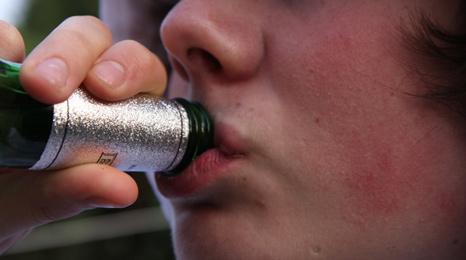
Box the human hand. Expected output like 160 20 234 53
0 16 167 254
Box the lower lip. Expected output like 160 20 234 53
156 148 235 198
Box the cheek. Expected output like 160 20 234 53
263 4 466 236
335 116 466 229
340 130 428 223
270 33 466 231
345 140 414 217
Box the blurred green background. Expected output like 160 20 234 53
0 0 175 259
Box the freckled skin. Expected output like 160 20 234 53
101 0 466 259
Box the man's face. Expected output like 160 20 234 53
101 0 466 259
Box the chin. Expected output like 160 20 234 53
170 204 273 260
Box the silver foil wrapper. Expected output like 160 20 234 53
30 89 189 172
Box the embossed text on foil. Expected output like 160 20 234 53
97 152 118 165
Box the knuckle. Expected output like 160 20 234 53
58 29 96 55
138 52 159 73
115 40 147 57
130 42 160 69
0 20 13 31
118 39 142 48
61 16 112 47
117 40 158 72
64 15 107 31
0 20 24 58
133 57 158 82
106 40 166 94
0 20 16 33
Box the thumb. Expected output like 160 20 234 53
0 164 138 238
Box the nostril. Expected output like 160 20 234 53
172 58 189 81
187 48 223 74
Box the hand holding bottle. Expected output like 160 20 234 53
0 17 167 253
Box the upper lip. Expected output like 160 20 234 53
213 122 247 158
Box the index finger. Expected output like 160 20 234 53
0 20 25 62
20 16 112 104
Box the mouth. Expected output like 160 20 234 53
156 122 247 199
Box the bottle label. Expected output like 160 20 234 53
30 89 189 172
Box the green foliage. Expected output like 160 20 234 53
19 0 98 53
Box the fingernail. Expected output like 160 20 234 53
93 60 126 88
86 198 120 209
35 57 69 88
91 203 119 209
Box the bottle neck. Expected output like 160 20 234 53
162 98 214 175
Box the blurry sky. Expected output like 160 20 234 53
0 0 29 25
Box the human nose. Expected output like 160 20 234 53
160 1 264 83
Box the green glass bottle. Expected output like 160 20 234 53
0 59 53 168
0 59 213 175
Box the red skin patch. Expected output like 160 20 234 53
339 131 427 228
338 126 466 232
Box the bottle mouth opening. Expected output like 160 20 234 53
161 98 214 176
